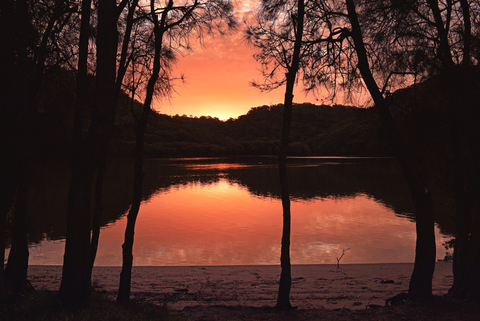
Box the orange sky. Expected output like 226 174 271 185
155 0 319 120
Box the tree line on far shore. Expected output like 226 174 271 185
128 103 390 157
13 70 391 158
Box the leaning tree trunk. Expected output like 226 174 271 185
117 0 170 304
117 129 146 304
275 0 304 310
346 0 436 300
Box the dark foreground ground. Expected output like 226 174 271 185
1 291 479 321
177 300 480 321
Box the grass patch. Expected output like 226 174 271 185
0 290 178 321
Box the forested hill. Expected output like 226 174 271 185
110 102 390 156
22 70 388 158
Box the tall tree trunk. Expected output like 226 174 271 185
117 130 145 304
426 0 480 298
0 0 15 294
4 0 65 296
88 0 137 276
276 155 293 309
275 0 304 310
59 0 92 308
4 166 32 295
0 173 16 299
60 165 95 308
117 0 171 304
346 0 436 300
445 70 480 298
0 0 18 299
60 0 117 309
3 0 34 295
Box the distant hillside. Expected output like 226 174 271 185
110 101 390 156
22 68 389 157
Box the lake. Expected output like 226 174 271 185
11 157 452 266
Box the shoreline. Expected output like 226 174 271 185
28 262 453 310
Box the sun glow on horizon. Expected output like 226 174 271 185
163 0 319 120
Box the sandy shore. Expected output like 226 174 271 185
28 262 453 310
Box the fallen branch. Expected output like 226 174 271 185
336 248 350 269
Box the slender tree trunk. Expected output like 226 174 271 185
276 155 293 309
89 160 106 271
117 132 145 304
117 0 171 304
346 0 436 300
60 0 117 309
275 0 304 310
72 0 91 149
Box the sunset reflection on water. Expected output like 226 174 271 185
26 158 451 266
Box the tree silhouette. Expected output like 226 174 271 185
247 0 308 309
60 0 129 309
116 0 236 304
247 0 479 300
89 0 140 274
1 0 76 297
344 0 436 299
341 0 480 299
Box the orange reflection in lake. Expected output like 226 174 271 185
91 180 448 266
24 158 451 266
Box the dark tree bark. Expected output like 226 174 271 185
89 0 135 274
117 0 172 304
0 170 16 299
2 0 33 295
4 167 32 295
89 161 106 270
4 1 72 296
59 0 92 308
276 0 304 310
425 0 480 299
346 0 436 300
0 0 17 299
60 0 118 309
444 68 480 300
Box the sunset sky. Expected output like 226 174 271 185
155 0 319 120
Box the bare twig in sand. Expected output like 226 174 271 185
336 248 350 269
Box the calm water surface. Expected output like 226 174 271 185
23 157 451 266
